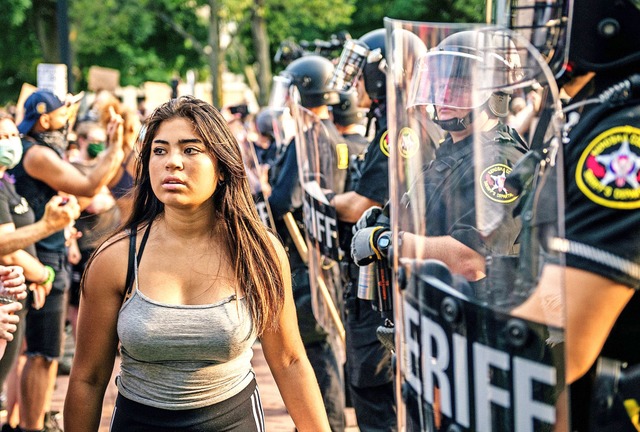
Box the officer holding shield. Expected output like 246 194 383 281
264 55 347 431
350 24 550 431
504 0 640 429
328 29 398 432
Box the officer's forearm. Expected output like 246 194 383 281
333 191 381 223
401 232 486 281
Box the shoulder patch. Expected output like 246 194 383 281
480 163 518 203
397 127 419 159
575 125 640 209
379 130 390 157
336 143 349 170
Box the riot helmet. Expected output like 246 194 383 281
255 107 278 139
282 55 340 108
409 29 523 131
329 28 387 101
505 0 640 82
331 90 364 127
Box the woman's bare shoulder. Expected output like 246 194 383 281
84 231 131 288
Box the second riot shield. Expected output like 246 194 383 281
290 87 349 355
384 19 567 431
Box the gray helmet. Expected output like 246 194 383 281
283 55 340 108
331 90 364 127
255 108 279 138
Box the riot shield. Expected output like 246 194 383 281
289 87 348 355
384 19 567 431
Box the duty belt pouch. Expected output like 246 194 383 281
589 357 640 432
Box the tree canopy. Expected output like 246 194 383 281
0 0 484 106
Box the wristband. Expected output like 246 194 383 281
41 265 56 285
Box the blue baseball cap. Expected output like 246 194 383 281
18 90 65 135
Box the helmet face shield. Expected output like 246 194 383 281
409 52 493 109
505 0 570 77
329 39 370 92
268 75 292 109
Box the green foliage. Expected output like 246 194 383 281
0 0 486 106
70 0 206 89
0 0 43 106
350 0 485 38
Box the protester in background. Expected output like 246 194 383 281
0 111 80 432
97 99 141 220
67 120 121 339
64 96 331 431
10 89 124 432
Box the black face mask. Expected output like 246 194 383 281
32 123 69 157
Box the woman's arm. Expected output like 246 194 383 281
0 195 79 256
63 236 127 432
260 235 331 432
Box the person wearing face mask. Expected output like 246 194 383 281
0 112 80 432
66 120 120 342
9 89 125 432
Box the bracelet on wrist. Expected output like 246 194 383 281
40 265 55 285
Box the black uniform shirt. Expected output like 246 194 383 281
420 124 528 256
563 103 640 289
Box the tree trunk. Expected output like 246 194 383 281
33 0 60 63
208 0 221 107
250 0 272 106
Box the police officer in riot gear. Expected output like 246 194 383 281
331 90 369 197
505 0 640 430
328 28 398 432
349 23 559 431
262 54 347 432
353 29 528 294
331 90 368 153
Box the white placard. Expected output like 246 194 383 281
37 63 68 100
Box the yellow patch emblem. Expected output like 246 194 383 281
379 130 390 157
575 125 640 209
36 102 48 115
480 163 518 203
397 127 419 159
336 143 349 170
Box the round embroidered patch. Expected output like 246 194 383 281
397 127 419 159
480 163 518 203
575 125 640 209
379 130 390 157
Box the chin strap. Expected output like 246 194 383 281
434 110 475 132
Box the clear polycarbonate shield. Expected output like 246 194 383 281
232 120 274 229
384 18 566 431
289 87 349 357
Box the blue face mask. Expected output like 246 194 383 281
0 137 23 169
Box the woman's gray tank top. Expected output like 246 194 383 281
116 289 257 410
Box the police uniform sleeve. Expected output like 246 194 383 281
450 141 526 257
268 142 299 219
354 128 390 204
559 106 640 289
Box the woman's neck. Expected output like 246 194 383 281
159 206 219 240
